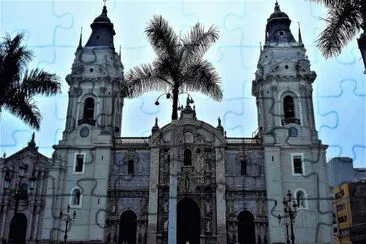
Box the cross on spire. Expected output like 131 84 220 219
103 0 107 7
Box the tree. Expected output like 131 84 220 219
310 0 366 59
125 15 223 120
0 33 61 130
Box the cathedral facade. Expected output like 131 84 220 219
0 2 332 244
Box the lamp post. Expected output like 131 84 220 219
59 205 76 244
277 190 298 244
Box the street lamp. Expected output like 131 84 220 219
154 91 194 110
277 190 298 244
59 205 76 244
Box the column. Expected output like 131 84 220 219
215 146 227 244
168 144 178 244
147 148 159 243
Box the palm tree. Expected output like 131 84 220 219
310 0 366 59
125 15 223 120
0 33 61 130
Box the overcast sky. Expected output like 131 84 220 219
1 0 365 168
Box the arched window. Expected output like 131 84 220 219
283 95 295 119
295 189 307 209
184 149 192 166
70 188 82 207
83 98 95 120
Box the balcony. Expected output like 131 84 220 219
281 117 300 125
78 118 96 126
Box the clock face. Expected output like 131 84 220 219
80 127 89 138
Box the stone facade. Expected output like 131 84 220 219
0 2 333 244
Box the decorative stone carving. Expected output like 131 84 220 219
184 132 194 143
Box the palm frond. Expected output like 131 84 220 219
182 60 223 101
0 33 33 98
181 23 219 60
3 93 41 130
317 1 362 58
145 15 180 61
21 68 61 96
125 63 170 98
307 0 351 7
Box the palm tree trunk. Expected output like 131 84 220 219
171 86 179 120
361 0 366 31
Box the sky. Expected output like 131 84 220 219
0 0 365 168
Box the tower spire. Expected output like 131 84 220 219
298 22 303 44
78 27 83 49
274 0 280 12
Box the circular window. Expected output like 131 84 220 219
285 65 289 69
279 31 285 36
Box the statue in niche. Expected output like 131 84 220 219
163 218 168 232
163 200 168 213
205 198 211 213
206 219 211 232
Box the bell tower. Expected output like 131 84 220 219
252 2 333 243
42 4 125 243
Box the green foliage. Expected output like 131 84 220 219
125 15 223 120
0 33 61 129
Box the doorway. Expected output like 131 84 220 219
177 198 200 244
238 211 255 244
119 210 137 244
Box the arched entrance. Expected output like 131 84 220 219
8 213 27 244
177 198 200 244
119 210 137 244
238 211 255 244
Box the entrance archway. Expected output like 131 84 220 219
119 210 137 244
177 198 200 244
8 213 27 244
238 210 255 244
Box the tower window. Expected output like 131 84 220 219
283 95 295 119
83 98 95 120
74 154 84 173
184 149 192 166
128 160 134 175
241 160 247 175
70 188 82 207
292 155 304 175
295 190 307 209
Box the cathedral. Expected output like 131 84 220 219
0 2 333 244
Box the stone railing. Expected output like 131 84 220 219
114 137 150 144
226 137 261 145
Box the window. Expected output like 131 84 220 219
335 190 345 199
83 98 95 120
295 190 307 209
292 155 304 175
338 216 347 223
184 149 192 166
283 95 295 119
241 160 247 175
70 188 82 207
128 160 134 175
74 154 84 173
336 204 346 212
